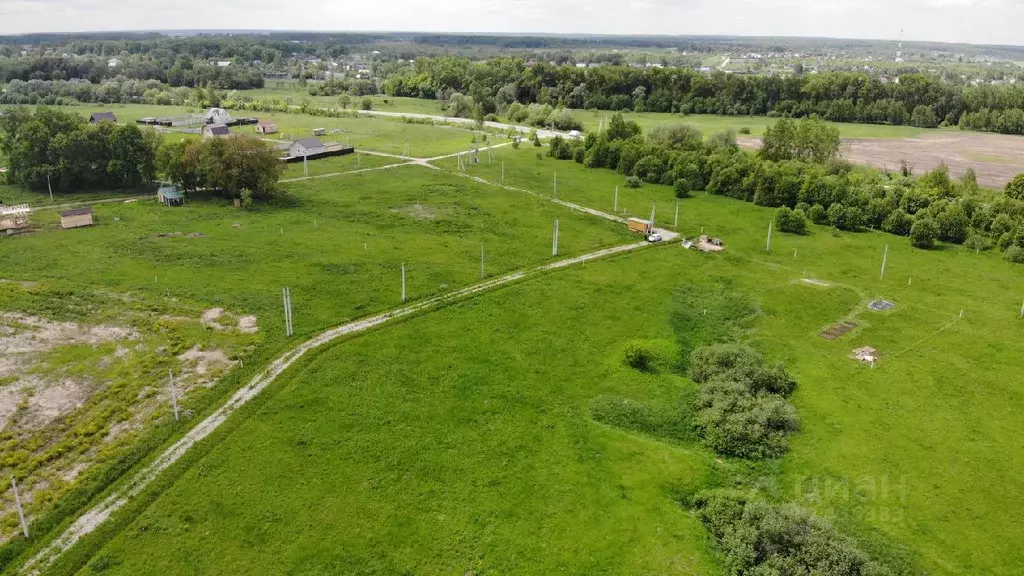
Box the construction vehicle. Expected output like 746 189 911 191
627 217 652 235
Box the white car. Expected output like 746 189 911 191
646 232 663 243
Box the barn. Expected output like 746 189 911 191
203 124 230 138
60 207 94 229
90 112 117 123
289 137 326 158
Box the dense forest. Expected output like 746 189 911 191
381 57 1024 134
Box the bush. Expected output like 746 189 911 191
1005 245 1024 263
691 489 894 576
360 97 373 110
624 176 642 188
910 217 939 249
1005 173 1024 200
882 210 913 236
775 206 809 235
511 138 521 149
623 340 656 371
674 179 691 199
738 126 752 135
694 380 800 458
807 203 827 224
964 233 993 252
937 204 970 244
689 344 796 396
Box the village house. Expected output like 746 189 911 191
90 112 117 123
202 124 230 138
59 207 94 229
255 120 278 135
289 137 326 158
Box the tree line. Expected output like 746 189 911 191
381 56 1024 134
0 107 282 202
545 113 1024 261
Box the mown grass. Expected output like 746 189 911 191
65 158 1024 576
279 153 402 179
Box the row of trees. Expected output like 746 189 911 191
381 56 1024 134
545 113 1024 258
0 107 283 202
0 54 264 90
0 107 158 192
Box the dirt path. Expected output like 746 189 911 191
20 239 655 575
23 195 151 213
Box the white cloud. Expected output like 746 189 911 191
0 0 1021 46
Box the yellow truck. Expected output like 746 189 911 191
627 217 652 235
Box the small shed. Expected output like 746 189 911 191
289 137 326 158
312 128 326 136
157 185 185 206
852 346 878 364
256 120 278 135
60 207 94 229
90 112 117 123
203 124 230 138
1 204 31 235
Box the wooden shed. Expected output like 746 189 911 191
256 120 278 135
60 207 94 229
90 112 117 123
202 124 230 138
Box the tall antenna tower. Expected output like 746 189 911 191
896 29 904 63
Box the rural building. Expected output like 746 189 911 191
256 120 278 135
205 108 234 125
157 185 185 206
90 112 117 123
203 124 230 138
312 128 326 136
59 207 94 229
0 204 30 235
289 138 327 158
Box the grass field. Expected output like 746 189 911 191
5 106 1024 576
279 153 402 179
63 182 1024 575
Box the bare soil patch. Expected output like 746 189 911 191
740 132 1024 189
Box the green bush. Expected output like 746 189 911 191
694 380 799 458
624 176 642 188
807 203 827 224
775 206 809 235
360 97 373 110
673 178 691 198
689 344 796 396
910 217 939 249
738 126 752 135
623 340 656 371
882 210 913 236
691 489 894 576
964 233 993 252
1004 245 1024 263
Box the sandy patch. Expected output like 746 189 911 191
238 316 258 334
800 278 831 287
0 313 138 354
20 378 90 430
392 204 437 220
201 308 225 330
178 346 234 379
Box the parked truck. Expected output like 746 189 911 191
627 217 652 235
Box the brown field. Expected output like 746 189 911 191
740 132 1024 189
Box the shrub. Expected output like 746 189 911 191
623 340 656 371
689 344 796 396
1005 245 1024 263
360 97 372 110
1005 173 1024 201
882 210 913 236
674 179 691 199
937 204 970 244
964 233 993 252
807 203 827 224
910 217 939 249
738 126 752 135
511 138 521 149
532 130 542 147
775 206 809 235
691 489 894 576
827 203 861 231
694 380 800 458
624 176 642 188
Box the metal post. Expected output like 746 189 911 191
10 476 28 538
614 186 619 212
650 205 656 229
880 245 889 281
766 221 773 251
169 370 179 421
401 263 407 302
501 161 505 183
287 288 293 336
47 174 53 202
674 201 679 228
552 220 559 256
553 172 557 197
357 153 360 167
303 154 308 177
1019 300 1024 319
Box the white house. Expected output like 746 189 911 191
289 138 326 158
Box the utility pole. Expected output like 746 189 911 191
553 172 557 197
10 475 28 538
303 154 308 177
880 245 889 280
552 220 559 256
47 173 53 202
401 263 407 302
766 221 773 251
649 205 656 229
282 287 293 337
614 186 619 212
674 200 679 228
169 370 179 421
501 161 505 183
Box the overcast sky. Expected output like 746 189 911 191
1 0 1021 46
